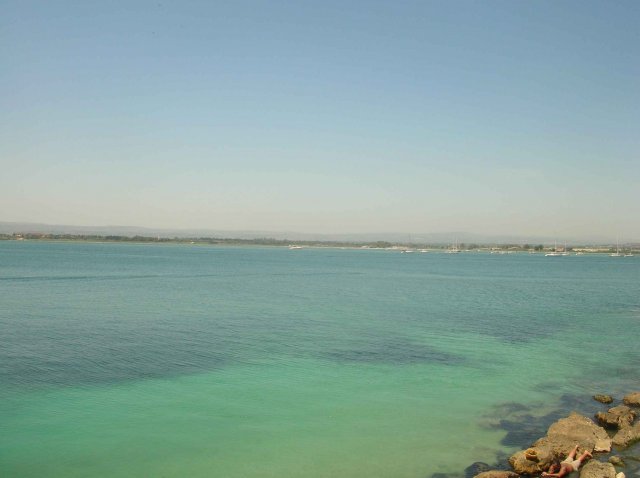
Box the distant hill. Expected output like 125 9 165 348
0 221 621 245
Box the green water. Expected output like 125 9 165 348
1 242 638 477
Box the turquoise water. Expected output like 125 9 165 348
1 242 639 478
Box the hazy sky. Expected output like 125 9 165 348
2 1 639 239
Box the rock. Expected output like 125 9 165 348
615 473 625 478
540 412 611 452
595 406 637 429
465 462 492 478
580 461 616 478
473 471 519 478
612 422 640 448
509 413 612 475
594 395 614 404
622 393 640 407
524 448 539 462
509 449 545 475
608 456 624 466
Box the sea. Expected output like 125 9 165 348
1 241 639 478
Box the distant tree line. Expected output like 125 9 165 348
0 233 636 253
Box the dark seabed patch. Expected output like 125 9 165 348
0 317 235 390
323 337 465 366
481 393 605 448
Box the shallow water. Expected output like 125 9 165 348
1 242 639 477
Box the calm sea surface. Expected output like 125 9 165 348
1 241 639 477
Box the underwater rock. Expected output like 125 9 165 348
594 395 614 404
623 393 640 408
473 471 519 478
465 461 492 478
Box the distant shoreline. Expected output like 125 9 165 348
1 233 637 254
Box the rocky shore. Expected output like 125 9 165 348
468 392 640 478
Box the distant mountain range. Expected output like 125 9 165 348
1 221 630 246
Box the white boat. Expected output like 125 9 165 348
446 239 461 253
546 241 568 257
610 239 623 257
545 242 569 257
289 245 303 250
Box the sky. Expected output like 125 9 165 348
1 1 639 239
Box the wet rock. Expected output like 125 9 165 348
615 473 625 478
623 393 640 408
612 422 640 448
473 471 519 478
580 461 616 478
594 395 614 404
595 406 637 430
608 456 624 467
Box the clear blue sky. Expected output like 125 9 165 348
1 1 638 239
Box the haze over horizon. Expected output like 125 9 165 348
2 1 639 239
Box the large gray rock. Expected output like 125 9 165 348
623 393 640 408
580 460 616 478
612 422 640 448
595 406 637 429
509 413 611 475
473 471 519 478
